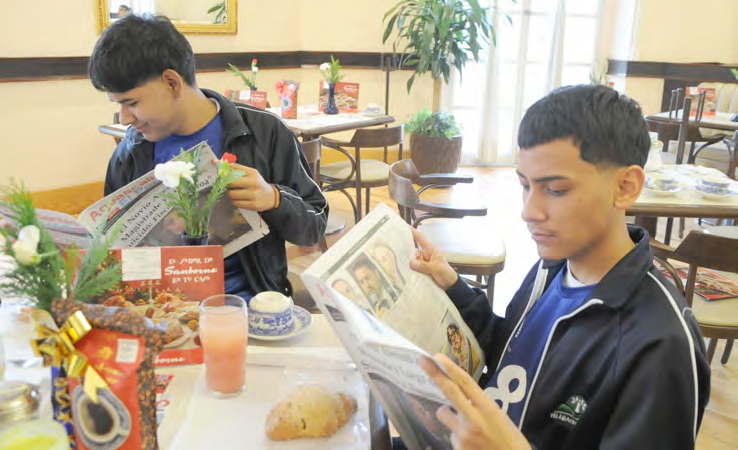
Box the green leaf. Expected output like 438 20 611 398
406 74 416 93
383 15 398 43
383 0 404 21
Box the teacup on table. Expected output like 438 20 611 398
646 174 679 192
248 291 295 337
698 176 732 195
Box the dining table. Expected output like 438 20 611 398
628 164 738 238
98 106 396 143
0 301 392 450
646 111 738 134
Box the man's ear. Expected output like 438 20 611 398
613 165 645 210
161 69 183 98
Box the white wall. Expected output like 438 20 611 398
0 0 431 191
605 0 738 114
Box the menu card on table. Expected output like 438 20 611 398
224 89 268 109
685 87 717 117
319 81 360 113
658 265 738 301
98 245 225 366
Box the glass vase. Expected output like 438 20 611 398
324 83 339 115
181 233 210 246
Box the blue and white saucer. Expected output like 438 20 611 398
695 185 738 201
248 305 312 341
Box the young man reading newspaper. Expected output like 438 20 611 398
89 15 327 300
411 85 710 449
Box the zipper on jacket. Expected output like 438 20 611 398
494 261 549 374
517 298 604 429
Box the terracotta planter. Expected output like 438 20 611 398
410 134 463 174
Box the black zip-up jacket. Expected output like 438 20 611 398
446 227 710 449
104 89 328 296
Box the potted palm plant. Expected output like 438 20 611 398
383 0 505 173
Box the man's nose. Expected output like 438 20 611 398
119 105 135 126
521 191 546 223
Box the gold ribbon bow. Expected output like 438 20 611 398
32 310 108 403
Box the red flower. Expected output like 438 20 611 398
221 152 237 164
275 80 286 96
252 58 258 66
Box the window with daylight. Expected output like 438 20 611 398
447 0 606 165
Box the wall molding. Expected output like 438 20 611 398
0 51 411 83
607 59 737 82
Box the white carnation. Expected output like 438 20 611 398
252 67 259 73
320 63 331 72
155 161 196 189
17 225 40 247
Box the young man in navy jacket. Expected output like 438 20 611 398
412 85 710 449
89 15 327 300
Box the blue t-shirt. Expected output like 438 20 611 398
154 109 225 163
486 266 593 426
154 106 253 301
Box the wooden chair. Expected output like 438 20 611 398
299 138 328 253
321 125 404 223
652 230 738 364
389 159 506 304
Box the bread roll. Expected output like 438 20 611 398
265 385 357 440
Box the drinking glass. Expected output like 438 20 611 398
199 295 248 397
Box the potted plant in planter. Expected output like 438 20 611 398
406 109 462 174
383 0 506 173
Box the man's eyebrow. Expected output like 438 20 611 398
516 171 570 183
115 98 135 104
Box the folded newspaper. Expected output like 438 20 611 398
302 203 484 450
0 142 269 257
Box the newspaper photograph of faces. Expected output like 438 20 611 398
319 224 483 380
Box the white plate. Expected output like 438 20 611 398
644 185 682 197
695 186 738 201
248 305 312 341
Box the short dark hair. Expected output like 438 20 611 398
350 256 378 275
89 14 196 93
119 5 130 11
518 84 650 168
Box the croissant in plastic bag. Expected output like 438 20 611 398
265 385 357 441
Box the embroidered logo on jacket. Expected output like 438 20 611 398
550 395 587 428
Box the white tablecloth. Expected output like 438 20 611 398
636 164 738 207
1 310 371 450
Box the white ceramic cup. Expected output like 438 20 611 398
248 292 295 336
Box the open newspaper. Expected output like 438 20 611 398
0 142 269 256
301 203 484 450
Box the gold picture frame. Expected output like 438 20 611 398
95 0 238 35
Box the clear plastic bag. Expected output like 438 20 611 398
261 366 371 450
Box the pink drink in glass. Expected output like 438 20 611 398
200 295 248 397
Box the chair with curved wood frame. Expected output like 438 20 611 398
652 230 738 364
321 125 404 223
389 159 506 305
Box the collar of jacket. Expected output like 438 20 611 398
539 226 654 309
124 88 253 151
201 88 253 146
